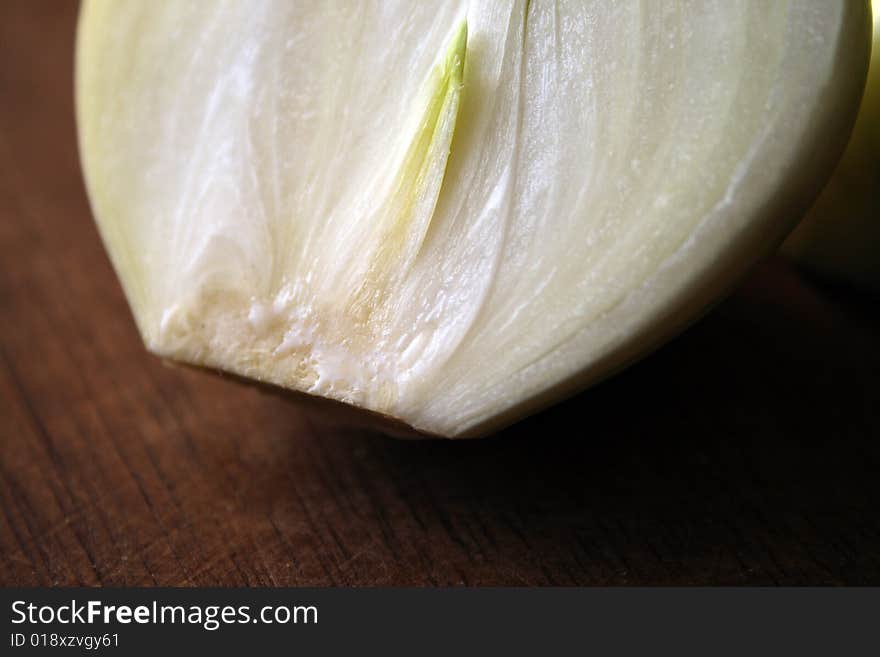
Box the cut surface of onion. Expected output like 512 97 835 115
77 1 870 437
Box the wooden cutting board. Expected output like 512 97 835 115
2 0 879 586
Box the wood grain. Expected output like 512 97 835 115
2 1 879 586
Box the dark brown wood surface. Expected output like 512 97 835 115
2 1 879 586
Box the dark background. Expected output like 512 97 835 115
2 1 878 586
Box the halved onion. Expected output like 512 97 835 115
77 1 871 437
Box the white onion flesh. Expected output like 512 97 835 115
77 1 870 437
